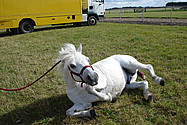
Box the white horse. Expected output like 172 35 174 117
57 43 164 118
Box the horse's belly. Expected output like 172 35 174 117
94 57 127 95
103 68 126 95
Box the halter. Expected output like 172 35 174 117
68 65 94 87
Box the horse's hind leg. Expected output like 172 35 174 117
125 81 153 101
117 55 164 86
136 63 164 86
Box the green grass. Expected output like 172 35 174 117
0 23 186 124
106 9 187 19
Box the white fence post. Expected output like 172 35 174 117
120 8 122 22
170 7 173 23
142 8 144 23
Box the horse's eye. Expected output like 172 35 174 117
70 64 76 68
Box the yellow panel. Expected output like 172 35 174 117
0 0 84 29
0 0 82 16
35 15 83 26
0 20 14 29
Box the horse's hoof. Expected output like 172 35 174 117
160 79 164 86
111 94 117 103
147 94 153 102
144 90 153 102
90 109 97 119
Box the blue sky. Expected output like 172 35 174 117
105 0 187 9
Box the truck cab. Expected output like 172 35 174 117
87 0 105 25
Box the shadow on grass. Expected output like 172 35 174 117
0 24 82 37
0 94 73 124
0 89 152 124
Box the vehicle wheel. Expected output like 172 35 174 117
87 16 97 26
19 20 34 33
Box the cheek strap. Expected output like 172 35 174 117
68 65 94 87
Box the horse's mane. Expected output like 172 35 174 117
58 43 76 62
57 43 76 75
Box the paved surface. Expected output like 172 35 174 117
101 18 187 26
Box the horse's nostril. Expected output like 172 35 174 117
87 74 92 81
87 73 98 86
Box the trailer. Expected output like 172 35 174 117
0 0 105 33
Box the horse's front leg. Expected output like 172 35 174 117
66 103 97 118
85 85 117 103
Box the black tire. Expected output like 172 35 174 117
19 20 34 33
87 16 97 26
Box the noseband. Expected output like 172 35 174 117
68 65 94 87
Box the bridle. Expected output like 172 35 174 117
68 65 94 87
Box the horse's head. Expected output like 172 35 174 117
57 43 98 86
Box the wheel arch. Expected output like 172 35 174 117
19 18 36 27
88 14 99 20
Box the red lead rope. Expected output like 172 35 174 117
0 60 61 91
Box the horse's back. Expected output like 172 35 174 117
93 55 128 95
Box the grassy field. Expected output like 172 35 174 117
0 23 186 124
106 9 187 19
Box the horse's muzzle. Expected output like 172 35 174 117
86 72 99 86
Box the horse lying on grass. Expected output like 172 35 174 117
57 43 164 118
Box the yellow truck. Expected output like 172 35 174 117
0 0 105 33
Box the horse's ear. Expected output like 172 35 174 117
77 44 82 53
